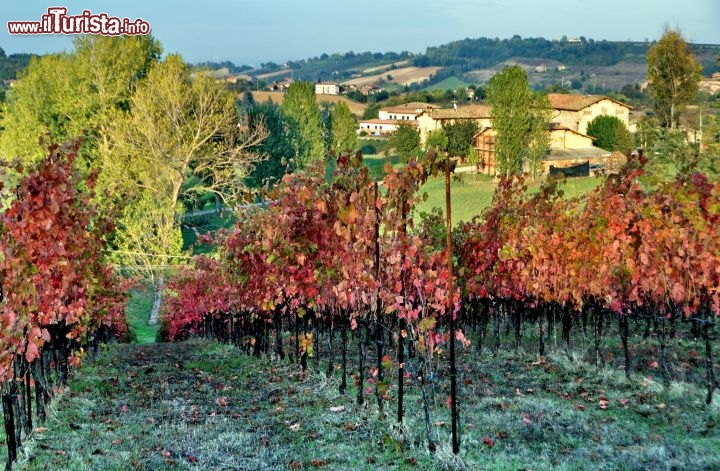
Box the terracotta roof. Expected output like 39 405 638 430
381 102 439 114
359 119 418 126
427 104 492 120
547 93 631 111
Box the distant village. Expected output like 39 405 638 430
201 62 719 178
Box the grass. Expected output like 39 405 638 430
13 331 719 470
125 286 157 344
416 173 497 224
362 154 403 181
422 76 471 92
181 212 235 255
416 174 605 225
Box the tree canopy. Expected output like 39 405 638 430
328 101 358 155
391 123 421 162
586 115 633 155
281 81 326 168
487 65 549 178
647 29 702 129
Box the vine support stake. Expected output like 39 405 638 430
445 151 460 455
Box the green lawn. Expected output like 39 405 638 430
416 173 605 225
362 154 403 181
416 173 497 224
125 286 157 344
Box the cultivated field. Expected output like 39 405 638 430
342 66 444 87
361 60 410 75
250 91 367 116
255 69 296 80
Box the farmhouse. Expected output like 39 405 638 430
547 93 632 134
359 84 383 96
315 81 340 95
359 102 437 136
474 123 612 176
358 118 418 136
378 102 438 121
416 104 492 144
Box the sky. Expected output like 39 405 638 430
2 1 719 66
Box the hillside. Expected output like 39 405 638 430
341 66 443 88
242 36 720 93
250 91 366 116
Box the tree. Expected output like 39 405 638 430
102 54 266 322
281 81 326 168
0 35 161 170
443 120 478 159
245 102 296 187
487 65 550 179
647 28 702 129
586 115 634 155
328 101 357 155
425 128 448 152
391 123 421 161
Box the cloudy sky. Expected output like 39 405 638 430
2 0 719 66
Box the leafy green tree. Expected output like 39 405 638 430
647 28 702 129
487 65 550 179
425 128 448 152
281 81 325 168
0 35 161 169
245 102 296 187
391 123 421 161
102 54 266 319
586 115 634 155
363 102 381 120
443 120 478 159
328 101 357 155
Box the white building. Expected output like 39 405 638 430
315 82 340 95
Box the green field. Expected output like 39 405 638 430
423 76 471 92
416 173 604 225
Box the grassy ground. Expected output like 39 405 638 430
416 174 604 225
422 76 471 92
14 330 719 470
181 212 235 255
125 287 158 344
362 154 404 182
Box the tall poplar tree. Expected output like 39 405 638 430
281 81 326 168
487 65 549 179
647 28 702 129
328 101 357 155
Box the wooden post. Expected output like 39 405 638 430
445 153 459 454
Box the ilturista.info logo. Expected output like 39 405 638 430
7 7 150 36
